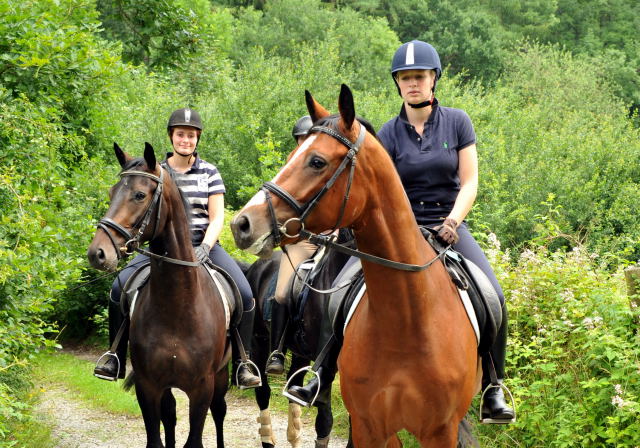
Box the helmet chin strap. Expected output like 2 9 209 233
408 99 434 109
405 80 437 109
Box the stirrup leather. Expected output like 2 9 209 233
479 382 516 424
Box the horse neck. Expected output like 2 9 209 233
353 148 447 319
147 179 200 296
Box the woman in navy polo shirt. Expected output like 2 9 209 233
287 40 514 423
93 108 261 390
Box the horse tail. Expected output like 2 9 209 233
457 417 479 448
122 371 136 391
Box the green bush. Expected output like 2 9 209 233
476 233 640 447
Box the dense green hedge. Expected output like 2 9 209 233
1 0 639 445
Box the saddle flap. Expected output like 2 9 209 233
327 258 364 337
203 263 241 330
120 261 151 317
445 253 502 354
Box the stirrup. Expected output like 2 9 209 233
93 351 120 381
235 359 262 390
479 382 516 424
282 366 321 408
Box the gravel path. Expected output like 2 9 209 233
34 348 348 447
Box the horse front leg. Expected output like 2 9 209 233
285 355 309 447
210 368 229 448
160 389 177 448
135 383 165 448
184 383 215 448
314 398 333 447
349 414 388 448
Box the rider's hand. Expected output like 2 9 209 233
433 218 459 245
195 243 211 263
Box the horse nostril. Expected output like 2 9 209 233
237 215 250 234
96 248 106 263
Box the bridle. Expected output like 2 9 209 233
261 120 449 273
97 167 200 267
261 121 367 246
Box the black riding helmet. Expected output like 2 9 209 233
291 115 313 141
167 108 203 144
391 40 442 108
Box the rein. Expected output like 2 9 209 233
96 167 200 267
301 230 449 272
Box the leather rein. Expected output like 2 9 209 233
97 167 200 267
262 122 448 273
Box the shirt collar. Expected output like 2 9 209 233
164 151 200 171
398 98 440 126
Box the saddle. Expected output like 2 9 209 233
118 259 241 330
319 229 502 355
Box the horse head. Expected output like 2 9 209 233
231 84 373 258
87 142 164 272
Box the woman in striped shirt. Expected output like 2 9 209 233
94 108 261 389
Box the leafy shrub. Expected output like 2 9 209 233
476 233 640 447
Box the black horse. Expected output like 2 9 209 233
241 247 351 448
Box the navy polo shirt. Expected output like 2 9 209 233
378 99 476 223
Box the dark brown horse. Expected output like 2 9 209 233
230 85 481 447
241 247 351 447
87 143 229 448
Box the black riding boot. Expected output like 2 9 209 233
481 304 515 422
286 335 341 407
265 299 288 375
94 299 128 381
233 302 262 389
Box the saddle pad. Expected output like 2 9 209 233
203 264 238 330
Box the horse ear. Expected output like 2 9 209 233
338 84 356 130
114 142 130 168
305 90 330 122
144 142 157 170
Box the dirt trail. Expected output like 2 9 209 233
34 348 347 447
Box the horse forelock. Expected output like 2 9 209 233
315 115 378 141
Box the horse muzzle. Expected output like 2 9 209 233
87 233 120 272
230 211 275 258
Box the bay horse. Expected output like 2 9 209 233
87 143 229 448
230 85 481 447
242 248 351 447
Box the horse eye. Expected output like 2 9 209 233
308 156 327 170
134 191 146 201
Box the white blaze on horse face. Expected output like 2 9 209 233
244 189 267 209
272 135 317 183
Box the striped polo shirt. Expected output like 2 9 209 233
162 152 226 245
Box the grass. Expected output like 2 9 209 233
32 350 140 416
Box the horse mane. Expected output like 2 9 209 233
314 114 380 142
121 157 194 238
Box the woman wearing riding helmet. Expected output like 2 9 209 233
94 107 261 389
287 40 514 423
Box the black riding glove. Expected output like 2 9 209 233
195 243 211 263
433 218 459 245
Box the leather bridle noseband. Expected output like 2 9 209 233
261 122 367 246
97 167 200 267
